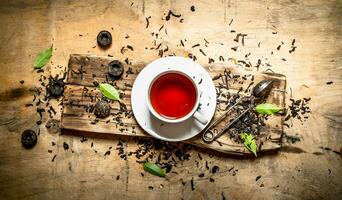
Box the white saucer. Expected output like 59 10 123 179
131 57 216 142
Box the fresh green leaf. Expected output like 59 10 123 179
99 83 120 101
255 103 281 115
33 45 53 69
241 133 257 157
143 162 165 177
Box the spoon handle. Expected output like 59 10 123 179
202 107 251 143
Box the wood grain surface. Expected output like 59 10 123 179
61 54 285 155
0 0 341 200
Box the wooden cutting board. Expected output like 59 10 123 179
61 54 286 156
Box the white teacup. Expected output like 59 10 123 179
146 70 207 124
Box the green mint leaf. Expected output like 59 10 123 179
248 139 258 157
99 83 121 101
241 133 257 157
241 132 247 140
255 103 281 115
143 162 165 177
33 45 53 69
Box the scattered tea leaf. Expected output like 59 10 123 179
241 133 257 157
99 83 120 101
255 103 281 115
143 162 165 177
33 45 53 69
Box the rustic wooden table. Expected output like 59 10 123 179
0 0 341 199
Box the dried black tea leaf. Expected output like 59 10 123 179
165 10 181 21
145 16 151 28
63 142 69 151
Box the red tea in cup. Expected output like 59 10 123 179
150 72 197 119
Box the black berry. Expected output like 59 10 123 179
108 60 124 78
48 78 65 97
21 130 37 149
97 30 112 48
94 101 111 118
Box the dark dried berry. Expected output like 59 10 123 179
108 60 124 78
93 81 99 87
94 101 111 118
212 165 220 174
190 5 195 12
63 142 69 151
97 30 112 48
21 130 37 149
48 78 65 97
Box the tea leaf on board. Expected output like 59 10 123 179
99 83 120 101
33 45 53 69
241 133 257 157
143 162 165 177
255 103 281 115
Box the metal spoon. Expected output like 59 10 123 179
252 79 273 98
202 106 252 143
202 79 274 143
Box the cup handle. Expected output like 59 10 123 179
193 111 208 125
